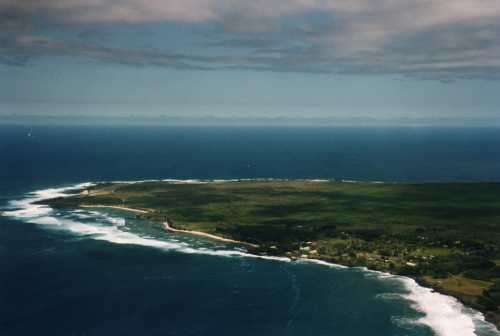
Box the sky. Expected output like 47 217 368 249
1 0 500 125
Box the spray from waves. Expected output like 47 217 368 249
402 277 499 336
4 182 95 218
298 258 348 269
2 182 289 263
363 269 500 336
2 181 499 336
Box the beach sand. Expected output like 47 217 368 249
163 221 259 248
79 204 258 248
80 204 150 214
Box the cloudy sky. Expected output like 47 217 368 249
1 0 500 123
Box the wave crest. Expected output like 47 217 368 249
2 181 499 336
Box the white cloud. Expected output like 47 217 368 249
2 0 500 79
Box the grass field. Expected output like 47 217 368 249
43 180 500 326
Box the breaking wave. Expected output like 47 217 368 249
2 180 499 336
364 269 499 336
2 182 288 262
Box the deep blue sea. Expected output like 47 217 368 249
1 125 500 336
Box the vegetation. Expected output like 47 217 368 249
42 180 500 327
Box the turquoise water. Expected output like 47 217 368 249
1 125 500 336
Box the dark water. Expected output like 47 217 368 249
1 125 500 336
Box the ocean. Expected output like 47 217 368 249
1 125 500 336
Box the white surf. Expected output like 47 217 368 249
3 180 499 336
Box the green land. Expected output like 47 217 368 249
42 180 500 327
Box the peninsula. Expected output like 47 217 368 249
41 180 500 327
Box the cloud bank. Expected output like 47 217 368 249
2 0 500 80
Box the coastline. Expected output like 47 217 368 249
15 181 500 334
87 201 499 331
77 203 260 248
79 204 150 213
161 220 500 331
158 219 499 332
163 221 259 248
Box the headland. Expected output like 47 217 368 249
40 179 500 329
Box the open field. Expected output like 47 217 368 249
42 180 500 326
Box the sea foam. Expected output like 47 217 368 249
363 269 499 336
401 276 498 336
2 182 289 263
2 181 499 336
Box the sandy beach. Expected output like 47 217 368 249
163 221 259 248
80 204 150 214
79 204 258 248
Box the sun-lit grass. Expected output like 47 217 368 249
422 275 493 297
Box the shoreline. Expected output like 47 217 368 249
163 221 260 248
54 205 500 331
78 204 260 248
159 220 499 331
79 204 150 214
39 184 500 332
77 204 500 330
163 221 500 331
